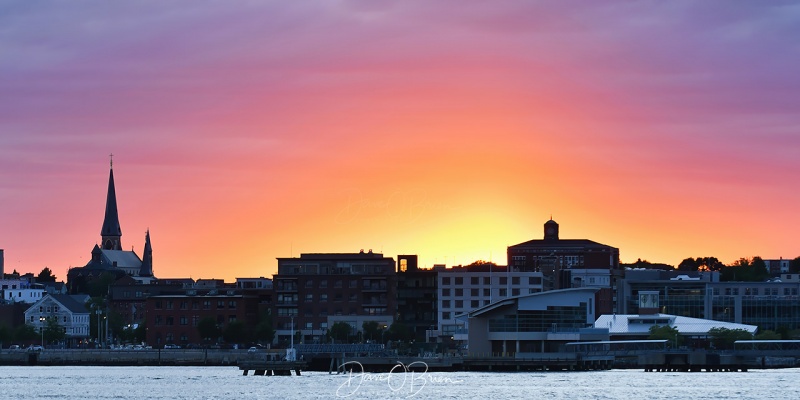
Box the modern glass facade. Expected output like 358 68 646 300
488 304 588 333
625 282 707 319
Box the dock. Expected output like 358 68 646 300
239 360 307 376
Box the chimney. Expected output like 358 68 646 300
0 249 4 278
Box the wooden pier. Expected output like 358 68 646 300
239 361 307 376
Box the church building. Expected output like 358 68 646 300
67 159 155 294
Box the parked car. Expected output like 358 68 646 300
247 347 259 354
8 344 21 350
28 345 44 352
163 344 181 349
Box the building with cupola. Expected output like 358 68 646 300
507 218 621 314
67 160 156 295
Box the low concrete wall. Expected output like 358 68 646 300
0 349 284 366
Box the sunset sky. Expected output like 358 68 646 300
1 1 799 282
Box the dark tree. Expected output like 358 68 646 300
386 321 413 342
43 317 65 345
223 321 249 344
708 327 752 349
754 330 781 340
13 324 38 343
197 317 221 343
648 325 681 347
465 260 498 268
329 322 352 343
677 258 699 271
362 321 382 342
720 257 770 282
790 257 800 274
254 310 275 344
0 324 11 347
37 267 57 283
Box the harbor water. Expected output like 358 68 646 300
0 366 797 399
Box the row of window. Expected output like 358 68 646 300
277 293 388 304
441 287 540 297
713 287 799 296
276 279 389 291
440 276 543 286
153 314 237 326
276 307 388 317
154 300 237 310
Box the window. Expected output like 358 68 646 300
442 300 451 308
512 288 520 296
483 288 490 297
483 277 490 285
442 277 451 285
155 301 162 309
180 316 188 325
217 300 225 308
471 300 479 308
471 288 479 297
471 277 479 285
512 277 520 285
499 277 507 285
229 300 236 308
320 280 328 288
180 301 188 310
305 280 313 288
442 289 450 296
455 277 463 285
305 294 314 302
499 289 507 297
455 289 463 297
166 301 173 310
442 312 451 320
455 300 463 308
350 280 358 288
320 294 328 302
203 301 211 309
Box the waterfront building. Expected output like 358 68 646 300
23 294 91 347
66 161 156 295
143 289 259 347
1 278 45 304
618 269 800 331
617 269 718 318
396 255 438 343
507 219 621 292
464 287 608 355
437 264 544 340
595 313 757 343
709 281 800 331
764 258 792 276
272 251 397 344
107 278 187 331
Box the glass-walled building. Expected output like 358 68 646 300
618 269 800 331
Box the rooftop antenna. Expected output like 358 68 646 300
110 153 114 168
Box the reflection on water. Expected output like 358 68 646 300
0 366 798 400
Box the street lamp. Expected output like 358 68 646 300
39 316 46 347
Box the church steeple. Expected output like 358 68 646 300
139 229 153 277
100 155 122 250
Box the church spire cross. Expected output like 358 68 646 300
109 153 114 168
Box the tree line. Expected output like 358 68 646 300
625 256 800 282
